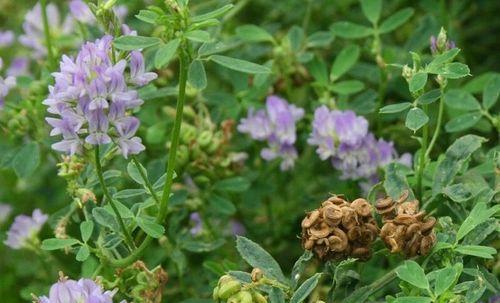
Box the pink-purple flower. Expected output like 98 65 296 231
38 276 126 303
0 30 15 48
238 95 304 171
69 0 95 24
4 209 48 249
0 58 16 109
44 35 157 158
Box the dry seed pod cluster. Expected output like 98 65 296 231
301 196 378 260
376 191 437 257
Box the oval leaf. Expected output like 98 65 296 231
210 55 271 74
114 35 161 51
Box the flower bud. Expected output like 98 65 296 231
251 268 264 282
436 27 448 52
252 291 268 303
218 280 241 300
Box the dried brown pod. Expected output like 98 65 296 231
301 195 378 261
377 191 436 257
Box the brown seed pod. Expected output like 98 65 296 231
377 192 436 257
301 195 378 261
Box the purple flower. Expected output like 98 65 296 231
20 2 74 59
238 95 304 171
189 212 203 235
429 35 456 55
69 0 95 24
0 203 13 224
44 35 155 158
0 30 14 47
229 220 246 236
38 277 126 303
7 57 30 77
4 209 48 249
0 58 16 109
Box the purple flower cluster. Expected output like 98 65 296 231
44 35 157 158
430 35 456 55
20 2 74 59
7 57 30 77
70 0 95 25
0 30 14 48
38 277 126 303
308 106 410 181
4 209 47 249
238 95 304 171
189 212 203 235
0 58 16 109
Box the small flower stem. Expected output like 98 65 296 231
424 87 445 159
40 0 56 69
94 146 136 249
416 105 429 200
376 68 388 132
131 155 161 204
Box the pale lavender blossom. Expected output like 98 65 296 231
238 95 304 171
7 57 30 77
69 0 95 24
0 30 15 47
38 277 126 303
0 58 16 109
430 35 456 55
19 2 74 59
229 220 246 236
44 35 155 158
4 209 48 249
0 203 13 224
121 24 137 36
114 5 129 22
189 212 202 235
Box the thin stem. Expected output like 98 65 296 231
40 0 56 69
94 146 135 249
416 105 429 200
376 67 388 132
131 156 161 204
104 47 190 268
425 87 445 159
158 49 188 223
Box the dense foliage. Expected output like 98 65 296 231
0 0 498 302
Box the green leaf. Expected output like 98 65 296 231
41 238 79 250
361 0 382 24
393 297 432 303
210 55 271 74
208 194 236 216
308 56 328 85
455 245 497 259
432 135 485 196
287 26 305 52
13 142 40 178
405 107 429 132
80 221 94 242
185 30 211 43
416 89 441 105
462 219 498 245
465 275 487 303
427 48 461 73
92 207 120 232
483 74 500 109
127 161 148 185
114 35 161 50
456 202 499 242
306 31 334 48
291 251 313 289
114 189 147 199
331 45 360 81
409 72 427 92
344 286 371 303
290 273 321 303
235 24 275 43
433 264 462 296
445 112 481 133
396 260 429 290
188 60 207 90
104 200 134 219
329 80 364 95
181 238 225 253
379 8 414 34
384 162 415 200
330 22 373 39
154 38 180 69
440 63 471 79
136 217 165 238
191 4 234 22
235 236 287 284
379 102 412 114
135 9 160 24
76 245 90 262
444 89 481 111
443 183 472 202
213 177 250 192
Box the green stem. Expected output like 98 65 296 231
94 146 135 249
40 0 56 69
376 67 388 132
368 269 397 295
425 87 445 159
131 156 161 204
416 105 429 200
105 48 190 268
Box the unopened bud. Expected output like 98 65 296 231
251 268 263 282
402 65 413 81
436 27 447 51
218 280 241 300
